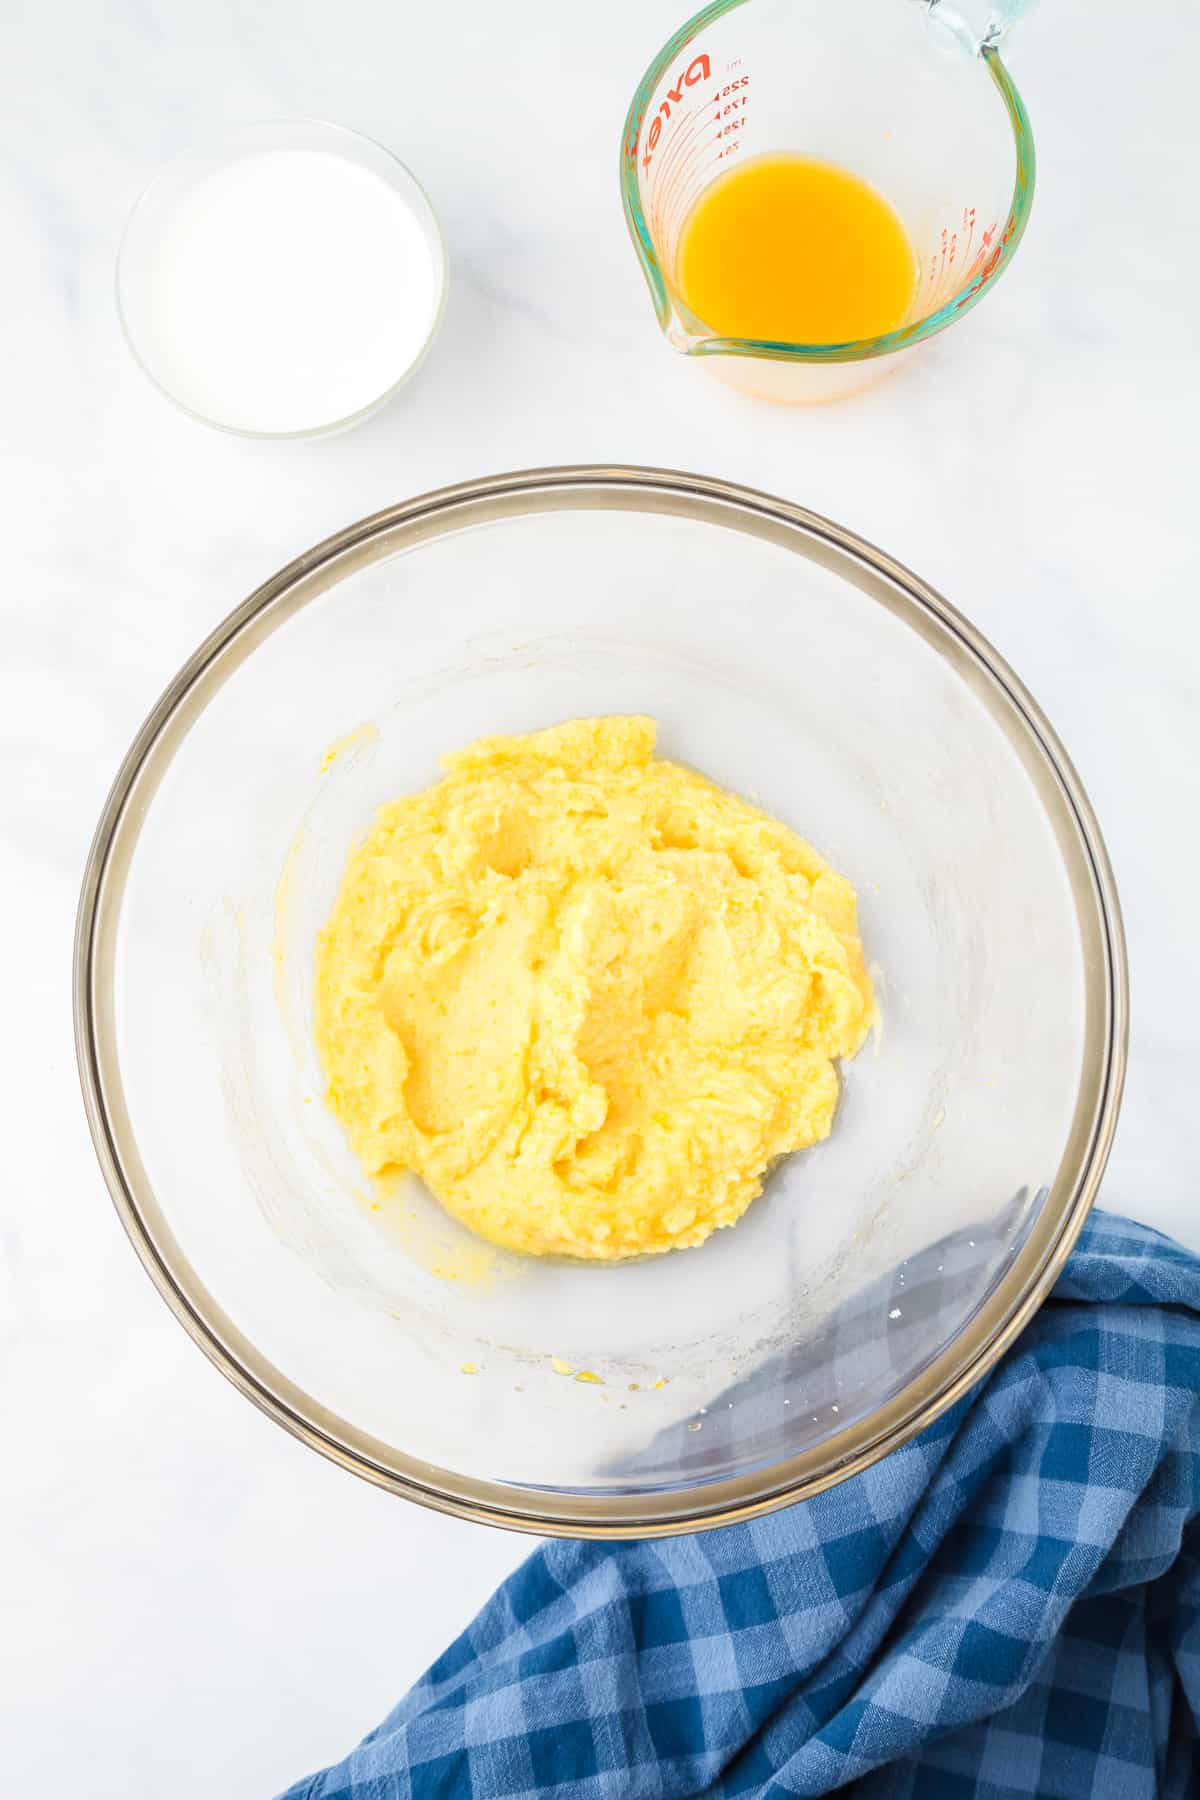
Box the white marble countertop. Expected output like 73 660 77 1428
4 2 1198 1793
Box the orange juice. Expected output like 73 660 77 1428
676 154 918 345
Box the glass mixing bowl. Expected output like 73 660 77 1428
74 468 1126 1537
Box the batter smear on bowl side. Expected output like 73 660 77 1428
314 716 873 1259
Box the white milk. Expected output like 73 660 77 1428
131 149 443 434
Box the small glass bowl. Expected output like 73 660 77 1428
116 119 448 439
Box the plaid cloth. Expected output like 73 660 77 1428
280 1211 1200 1799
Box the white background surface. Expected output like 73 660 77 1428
4 3 1198 1794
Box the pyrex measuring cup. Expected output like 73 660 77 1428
621 0 1035 401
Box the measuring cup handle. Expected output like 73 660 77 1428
916 0 1035 56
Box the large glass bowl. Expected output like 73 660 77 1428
74 468 1126 1537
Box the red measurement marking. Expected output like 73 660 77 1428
648 72 749 202
649 134 690 241
660 164 714 247
922 212 999 305
652 94 718 195
639 59 754 262
646 94 718 218
661 165 715 253
639 52 712 172
657 119 719 197
648 102 720 249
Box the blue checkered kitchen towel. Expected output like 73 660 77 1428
280 1211 1200 1798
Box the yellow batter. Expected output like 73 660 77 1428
315 717 873 1260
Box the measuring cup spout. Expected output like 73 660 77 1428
916 0 1034 56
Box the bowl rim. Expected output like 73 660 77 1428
73 465 1128 1537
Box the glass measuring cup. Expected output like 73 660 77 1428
621 0 1035 402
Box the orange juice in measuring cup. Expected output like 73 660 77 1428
621 0 1035 402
